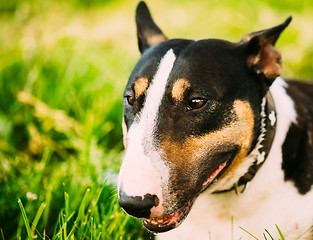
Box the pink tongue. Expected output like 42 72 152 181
202 161 227 186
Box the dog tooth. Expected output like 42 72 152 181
150 220 158 225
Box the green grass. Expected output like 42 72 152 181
0 0 312 239
240 224 313 240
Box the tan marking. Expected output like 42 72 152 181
134 77 149 99
241 34 252 42
240 32 258 43
172 79 191 101
259 45 282 79
217 100 255 184
147 34 167 48
160 100 255 181
247 43 282 80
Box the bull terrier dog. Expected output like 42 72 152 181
118 1 313 239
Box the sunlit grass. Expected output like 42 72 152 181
240 224 313 240
0 0 312 239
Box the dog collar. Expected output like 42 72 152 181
214 90 277 194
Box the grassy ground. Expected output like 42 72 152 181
0 0 312 239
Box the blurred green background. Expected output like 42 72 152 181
0 0 312 239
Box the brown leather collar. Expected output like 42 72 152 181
214 90 277 194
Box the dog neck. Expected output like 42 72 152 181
214 90 277 194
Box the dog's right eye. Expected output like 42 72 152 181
187 98 207 111
125 96 134 106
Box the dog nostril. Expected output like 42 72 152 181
119 192 159 218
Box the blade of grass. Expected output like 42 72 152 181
295 225 313 240
96 231 102 240
59 210 65 240
114 216 131 240
31 202 46 236
42 185 53 228
68 188 91 238
0 228 5 240
264 229 274 240
239 226 259 240
53 208 76 240
76 188 90 223
18 199 33 240
90 217 94 240
64 192 70 240
275 224 285 240
92 184 106 208
33 229 45 240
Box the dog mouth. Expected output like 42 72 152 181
200 160 228 192
143 198 194 232
142 160 229 232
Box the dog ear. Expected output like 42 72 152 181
241 17 292 85
136 1 168 54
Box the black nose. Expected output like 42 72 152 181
119 192 159 218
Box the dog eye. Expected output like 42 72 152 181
188 98 207 110
126 96 134 106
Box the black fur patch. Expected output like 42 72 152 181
282 81 313 194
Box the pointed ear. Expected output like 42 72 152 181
136 1 168 54
241 17 292 85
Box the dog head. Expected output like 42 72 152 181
118 1 291 232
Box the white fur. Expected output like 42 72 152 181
118 50 176 215
255 96 267 164
158 78 313 239
269 110 276 126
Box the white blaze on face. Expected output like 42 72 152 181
118 49 176 215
